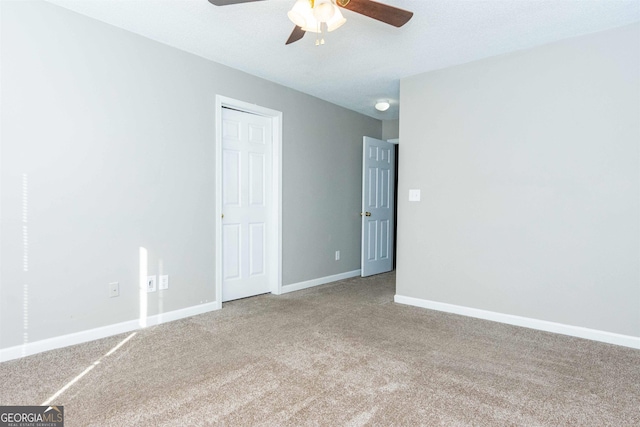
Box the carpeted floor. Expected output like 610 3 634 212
1 272 639 426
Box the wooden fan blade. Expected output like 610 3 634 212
207 0 265 6
339 0 413 27
286 26 306 45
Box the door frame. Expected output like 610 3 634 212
215 95 283 307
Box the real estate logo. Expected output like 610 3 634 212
0 406 64 427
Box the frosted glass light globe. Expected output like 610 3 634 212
313 0 336 22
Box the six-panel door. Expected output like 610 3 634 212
361 136 396 277
222 108 272 301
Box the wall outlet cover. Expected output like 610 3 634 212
147 275 157 293
109 282 119 298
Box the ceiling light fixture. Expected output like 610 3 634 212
288 0 346 45
375 100 390 112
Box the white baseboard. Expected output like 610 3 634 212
281 269 361 294
2 268 362 362
394 295 640 350
0 301 220 363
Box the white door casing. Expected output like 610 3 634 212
361 136 396 277
215 96 282 305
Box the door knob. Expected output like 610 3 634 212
361 212 372 217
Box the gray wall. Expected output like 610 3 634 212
397 23 640 337
382 120 399 140
0 1 380 349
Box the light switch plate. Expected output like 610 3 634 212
409 189 421 202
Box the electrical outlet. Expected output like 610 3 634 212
147 276 157 293
109 282 119 298
409 189 421 202
159 275 169 290
335 250 340 261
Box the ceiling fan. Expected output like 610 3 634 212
207 0 413 45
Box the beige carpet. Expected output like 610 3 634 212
1 272 639 426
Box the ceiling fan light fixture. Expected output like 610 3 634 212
313 0 337 22
288 0 314 28
210 0 414 46
326 7 346 32
375 100 390 112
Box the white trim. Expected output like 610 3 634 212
281 270 361 294
215 96 283 301
387 138 399 144
394 295 640 349
0 302 219 362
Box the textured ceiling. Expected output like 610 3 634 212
45 0 640 119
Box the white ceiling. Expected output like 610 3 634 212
45 0 640 119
